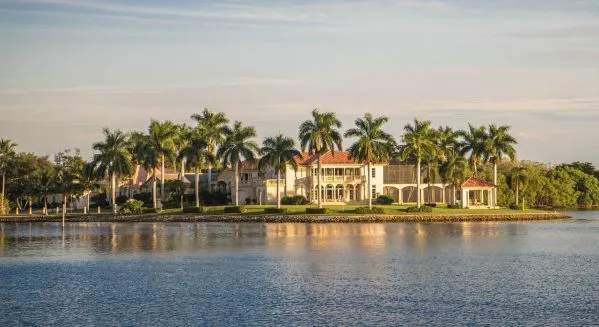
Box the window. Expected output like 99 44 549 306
371 168 376 178
372 185 376 198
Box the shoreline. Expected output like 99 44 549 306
0 212 568 223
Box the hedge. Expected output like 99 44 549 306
264 207 287 214
282 195 309 205
183 206 204 214
376 195 394 205
406 206 433 213
306 208 328 214
355 206 385 214
143 207 161 214
224 206 247 213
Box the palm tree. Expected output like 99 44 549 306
92 128 134 213
217 121 259 206
54 150 84 227
0 139 17 214
148 120 177 203
399 119 438 208
485 124 517 206
344 113 395 209
439 152 467 206
511 166 528 206
174 123 192 181
34 168 55 215
180 131 215 207
129 132 160 209
259 135 301 209
191 109 229 193
79 162 100 214
298 109 343 209
458 124 487 177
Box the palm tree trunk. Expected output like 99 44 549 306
152 171 157 209
317 154 322 209
515 181 519 206
453 185 456 205
195 166 200 207
181 158 185 181
207 163 212 194
111 173 117 213
427 163 432 204
86 192 90 215
1 173 4 214
416 158 422 208
367 162 372 210
62 194 67 228
234 161 239 206
161 153 165 201
44 197 48 215
276 169 281 209
28 198 32 215
493 162 498 207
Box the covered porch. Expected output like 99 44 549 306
460 177 497 209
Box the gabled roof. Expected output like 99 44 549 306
461 176 497 188
298 151 358 165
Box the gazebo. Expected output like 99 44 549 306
460 176 497 209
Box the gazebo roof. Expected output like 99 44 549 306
461 176 497 189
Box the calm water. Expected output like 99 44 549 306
1 211 598 326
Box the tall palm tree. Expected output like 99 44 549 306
191 109 229 193
259 134 301 209
399 119 438 208
439 152 467 206
180 131 215 207
129 132 160 209
79 162 100 214
148 120 177 202
0 139 17 214
217 121 259 206
511 166 528 206
298 109 343 209
54 150 84 226
344 113 395 209
485 124 517 206
92 128 134 213
34 168 55 215
174 123 192 181
458 124 487 177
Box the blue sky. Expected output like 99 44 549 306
1 0 598 165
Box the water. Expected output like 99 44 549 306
1 211 598 326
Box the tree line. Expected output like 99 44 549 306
1 108 598 217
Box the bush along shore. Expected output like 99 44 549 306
0 210 568 223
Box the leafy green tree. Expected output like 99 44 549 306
259 134 301 209
485 124 517 205
191 109 229 193
148 120 177 202
399 119 438 208
79 162 100 214
54 149 85 226
298 109 343 208
34 168 55 215
0 139 17 214
439 151 467 205
344 113 395 209
180 131 215 207
92 128 134 212
217 121 259 206
510 166 528 206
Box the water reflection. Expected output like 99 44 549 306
0 221 532 258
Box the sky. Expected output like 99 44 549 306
0 0 598 165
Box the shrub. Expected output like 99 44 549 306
224 206 247 213
252 198 257 204
264 207 287 214
509 204 525 210
406 206 433 213
199 190 229 205
447 204 461 209
119 199 144 215
183 206 204 213
90 193 109 208
133 192 153 206
115 195 129 205
245 197 252 205
425 203 437 207
376 195 394 205
306 208 328 214
282 195 309 205
355 206 385 214
143 207 160 214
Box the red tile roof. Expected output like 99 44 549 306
299 151 357 165
461 176 497 188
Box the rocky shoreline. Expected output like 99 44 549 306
0 212 568 223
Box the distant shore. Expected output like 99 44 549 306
0 212 568 223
